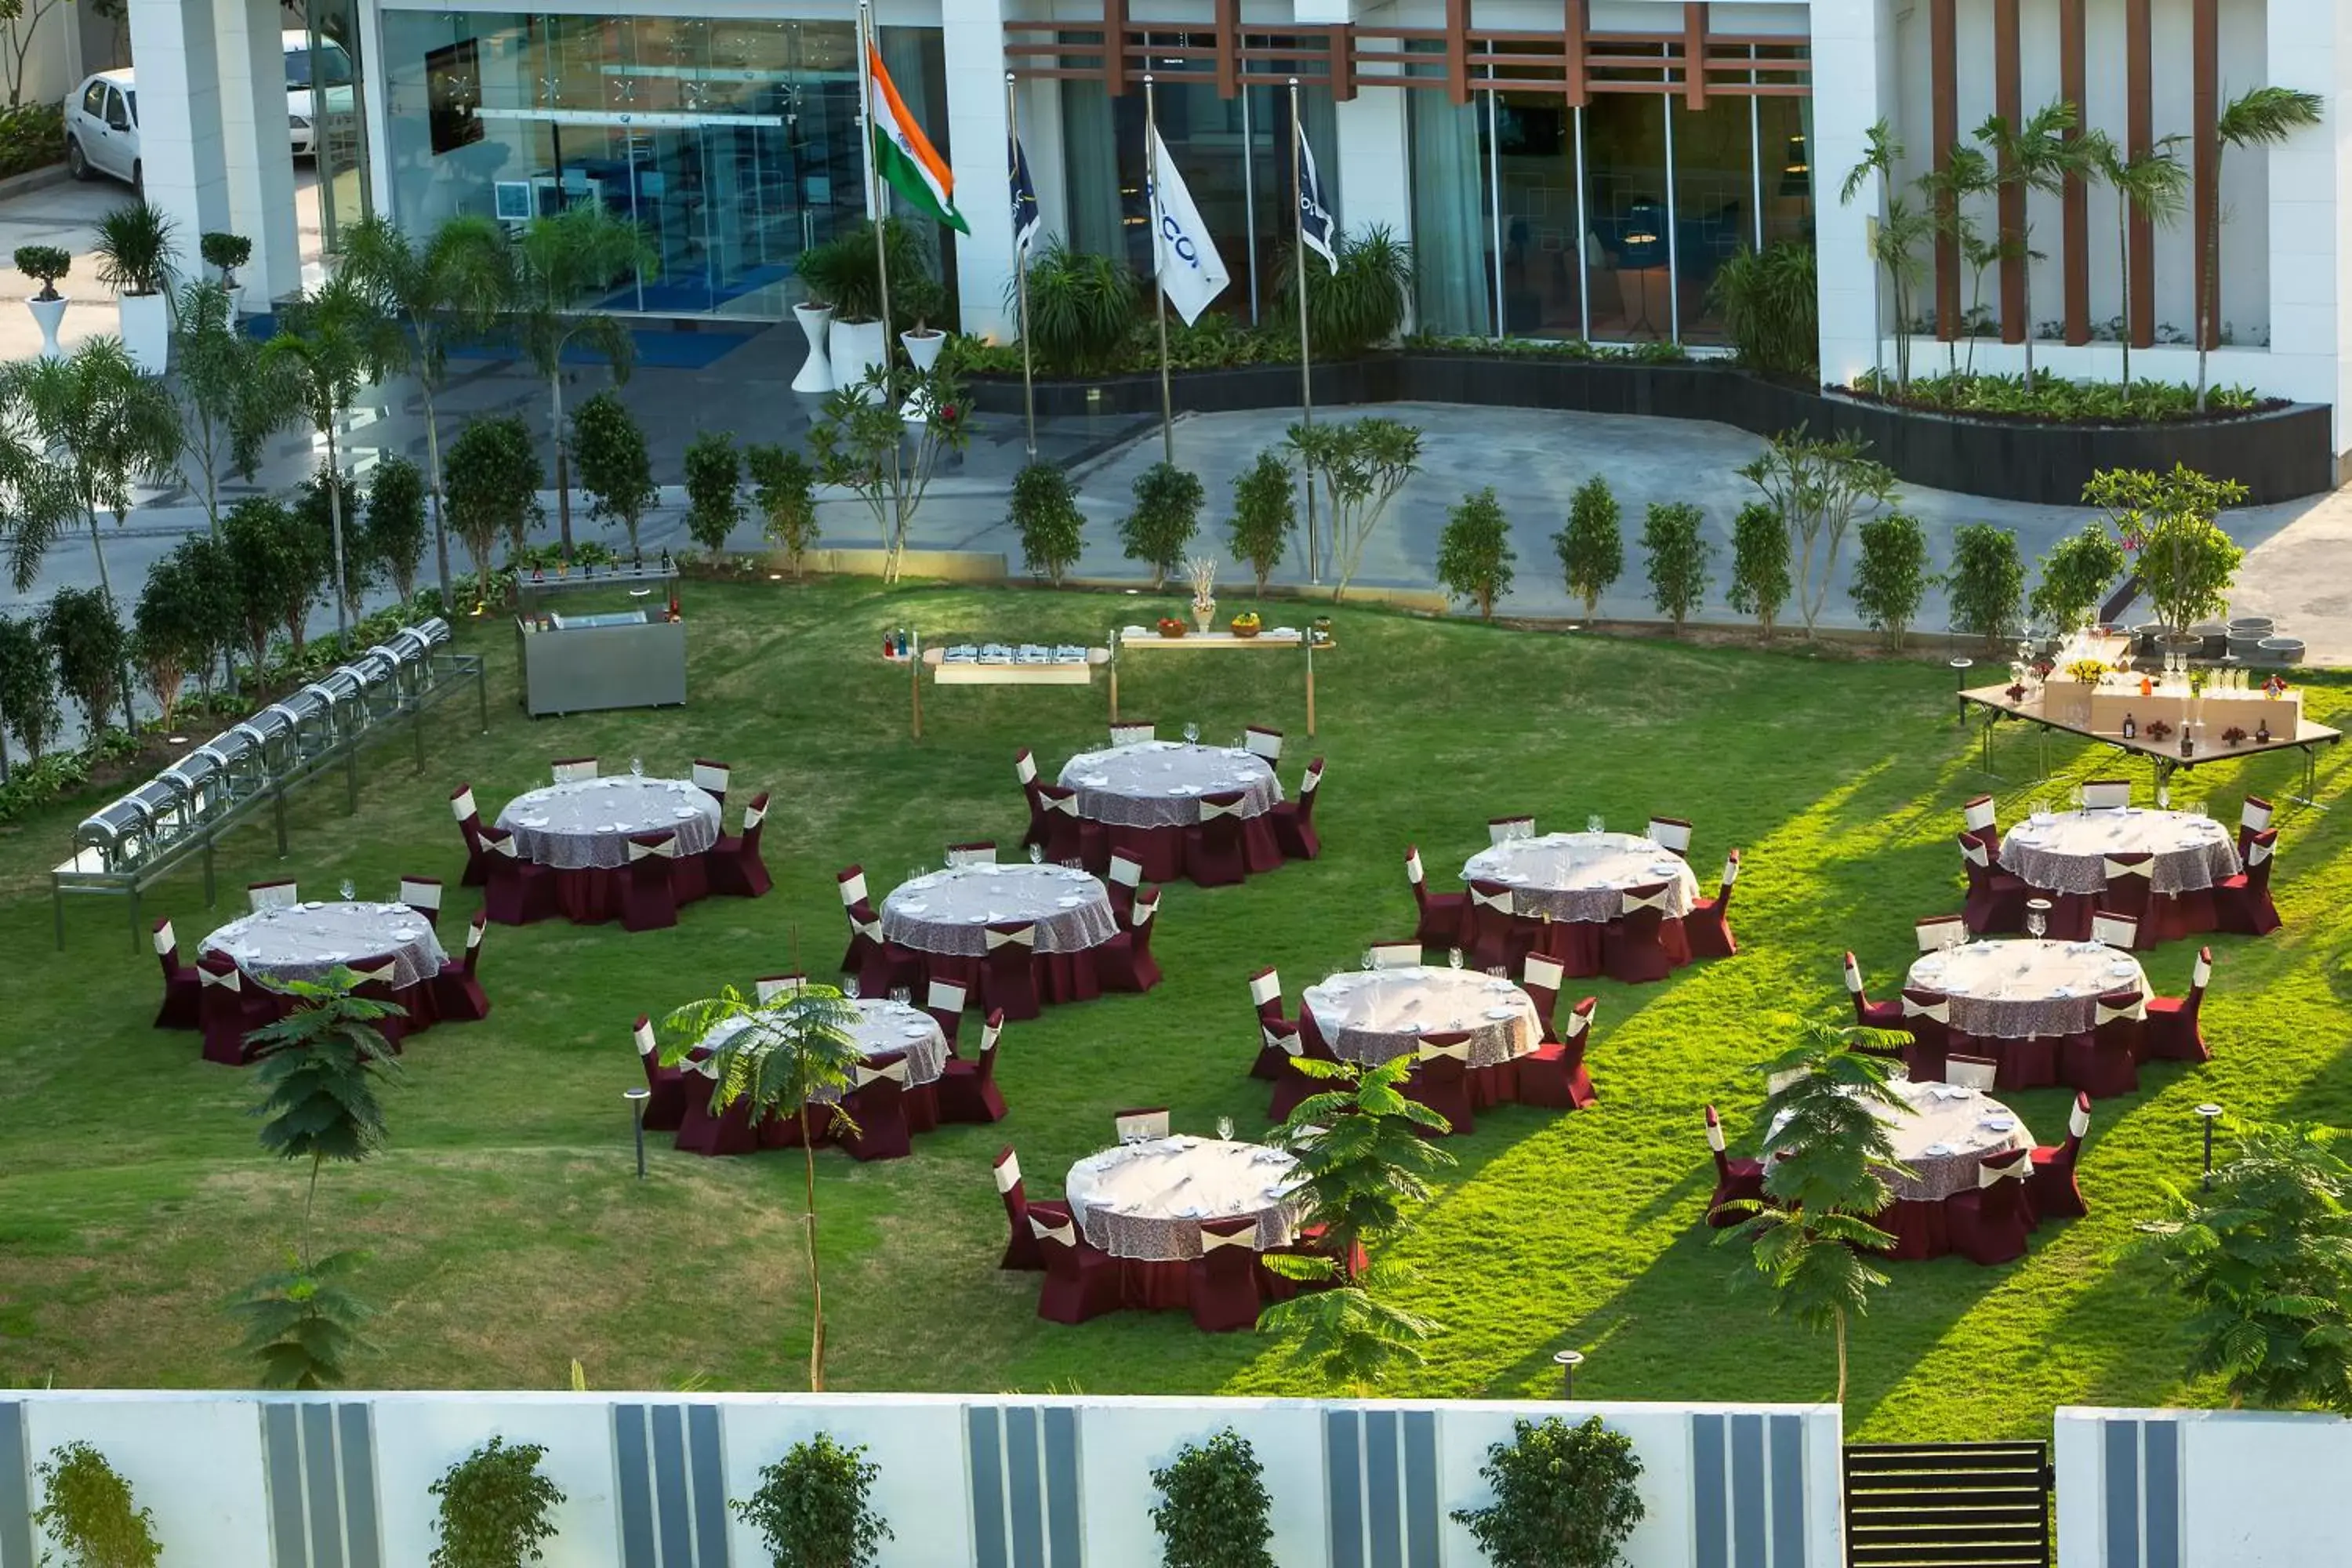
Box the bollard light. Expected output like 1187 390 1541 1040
2195 1103 2224 1190
1949 657 1974 728
625 1087 652 1179
1553 1348 1586 1399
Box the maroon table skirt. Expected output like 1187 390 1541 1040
543 854 713 924
1878 1192 2046 1262
1082 818 1284 887
1414 909 1692 976
1112 1252 1301 1312
893 945 1114 1011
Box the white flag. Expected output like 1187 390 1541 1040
1148 127 1229 325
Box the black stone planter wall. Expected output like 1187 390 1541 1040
967 355 2334 506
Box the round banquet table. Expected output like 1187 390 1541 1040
1301 966 1541 1068
1461 831 1702 923
202 901 448 992
1907 938 2150 1041
1065 1136 1303 1261
880 862 1117 956
1772 1080 2036 1261
1997 806 2239 895
495 777 722 870
1057 741 1283 828
702 997 948 1099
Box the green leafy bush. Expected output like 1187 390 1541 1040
1451 1415 1646 1568
1276 224 1414 358
365 454 430 604
1149 1428 1276 1568
732 1433 891 1568
2084 463 2248 636
14 242 67 299
1120 461 1206 588
683 430 743 557
569 390 657 555
797 219 935 326
1945 521 2025 650
1709 241 1818 379
1015 239 1138 375
31 1440 160 1568
1639 501 1713 632
200 230 252 282
1850 510 1932 649
747 443 821 577
1554 477 1623 620
43 585 124 736
2030 521 2128 633
1007 460 1085 584
1851 368 2265 420
428 1436 566 1568
1227 450 1295 593
0 610 60 763
0 103 66 181
1436 485 1515 619
1726 500 1791 639
445 416 544 596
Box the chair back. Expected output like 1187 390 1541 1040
837 866 869 907
1945 1054 1998 1091
1647 815 1693 856
1900 987 1951 1025
1200 1216 1260 1253
1958 831 1993 873
1962 793 1998 835
1563 996 1597 1040
1619 882 1672 927
1128 889 1162 948
1297 757 1325 803
1521 953 1565 1013
1416 1032 1472 1063
248 880 298 912
1715 850 1740 901
927 978 967 1016
1370 942 1421 970
153 916 178 963
1109 720 1155 746
1248 966 1283 1014
1197 790 1247 822
1469 880 1513 916
946 840 998 867
2239 794 2273 855
2188 946 2213 998
627 832 680 863
2102 851 2154 889
691 758 731 800
754 974 804 1004
1244 725 1284 761
740 793 769 846
1029 1210 1081 1265
1842 950 1867 996
2081 779 2130 810
2090 910 2140 951
1404 845 1427 891
975 1011 1006 1078
481 825 521 860
632 1014 657 1060
1487 815 1534 844
550 757 598 784
985 925 1039 972
2094 986 2147 1025
198 952 244 994
1978 1151 2032 1193
450 784 479 824
462 911 487 971
993 1145 1025 1199
2064 1091 2092 1149
399 876 443 916
1114 1106 1170 1142
854 1053 912 1090
1014 749 1038 786
1915 915 1968 953
1704 1102 1730 1169
2243 828 2278 889
1039 784 1081 817
1107 853 1144 891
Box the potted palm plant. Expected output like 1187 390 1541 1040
94 202 179 373
14 245 70 358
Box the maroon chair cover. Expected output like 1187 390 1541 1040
1704 1104 1765 1227
1601 883 1677 984
1945 1152 2034 1265
978 923 1044 1020
2098 850 2157 948
1103 853 1144 924
670 849 710 907
1406 845 1468 947
1247 967 1291 1079
480 826 558 926
837 1052 913 1161
1182 793 1251 887
1406 1033 1476 1137
1015 750 1048 850
197 952 268 1065
2146 947 2213 1062
939 1011 1010 1123
632 1015 689 1132
1518 996 1598 1109
995 1146 1052 1270
433 911 492 1023
837 866 877 973
348 954 411 1051
1033 1210 1122 1323
2030 1092 2092 1220
1263 1023 1322 1122
1036 785 1104 871
1272 758 1324 860
2059 1007 2141 1098
903 1077 942 1138
1188 1218 1266 1333
1097 890 1162 994
676 1076 760 1156
1897 988 1953 1082
1463 880 1523 973
2092 986 2149 1065
2044 891 2097 942
689 757 730 811
1684 850 1741 960
152 917 201 1029
1960 830 2030 935
1519 953 1564 1040
1994 1032 2060 1091
2237 795 2274 859
1239 808 1284 877
1842 950 1904 1030
2214 829 2280 936
1534 913 1603 981
707 793 772 898
620 833 681 931
451 783 488 887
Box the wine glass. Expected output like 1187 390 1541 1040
843 976 860 1000
1360 949 1374 971
2025 898 2050 940
890 986 911 1007
2156 782 2171 809
1182 722 1200 745
1216 1115 1235 1142
1448 947 1464 971
630 756 644 778
2069 782 2084 812
1028 843 1043 865
1585 814 1604 834
338 878 355 902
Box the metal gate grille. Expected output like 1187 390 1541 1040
1843 1442 2050 1568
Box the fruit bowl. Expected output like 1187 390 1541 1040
1230 612 1262 638
1154 617 1188 639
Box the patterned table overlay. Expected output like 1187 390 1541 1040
1907 938 2151 1040
699 999 949 1101
201 902 448 991
1997 808 2241 895
1772 1080 2035 1203
495 777 723 870
1301 967 1542 1068
880 863 1118 956
1056 741 1283 829
1065 1137 1305 1261
1461 831 1703 923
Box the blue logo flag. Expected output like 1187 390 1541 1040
1296 119 1336 275
1010 135 1041 256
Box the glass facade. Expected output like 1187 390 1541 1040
309 0 372 251
376 9 950 318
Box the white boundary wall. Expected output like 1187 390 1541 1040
2054 1404 2352 1568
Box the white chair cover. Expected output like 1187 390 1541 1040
1265 1022 1303 1056
399 878 443 911
2091 913 2140 950
2082 780 2131 809
994 1150 1023 1192
1030 1212 1076 1245
350 959 398 985
2095 994 2148 1024
1200 1225 1258 1252
1248 969 1283 1007
2102 856 2154 879
488 833 521 860
2249 838 2274 867
1978 1152 2031 1188
450 786 477 822
1300 761 1323 795
1417 1039 1472 1062
1621 887 1673 914
1370 943 1421 969
627 835 680 862
1197 797 1242 821
1647 817 1693 854
985 924 1039 952
1131 893 1159 928
465 918 485 954
154 919 176 956
851 909 884 943
1946 1056 1998 1091
632 1018 655 1057
1563 1004 1594 1040
1014 750 1037 785
2190 950 2213 989
249 882 298 911
1470 886 1513 913
1044 792 1080 818
980 1016 1004 1054
1523 953 1566 991
1705 1108 1728 1152
1109 722 1155 746
2241 797 2274 833
1961 838 1991 869
200 964 241 992
1108 854 1144 890
1719 854 1740 887
856 1058 911 1087
928 979 967 1013
1842 955 1865 994
692 760 731 797
551 758 597 783
1901 994 1951 1022
1962 796 1997 833
1915 919 1966 953
838 869 868 907
742 799 768 832
1405 848 1426 886
1244 727 1283 761
2067 1098 2092 1139
1115 1109 1171 1142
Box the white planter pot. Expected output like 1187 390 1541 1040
117 291 170 374
26 294 67 359
790 303 834 394
899 328 945 422
828 318 887 401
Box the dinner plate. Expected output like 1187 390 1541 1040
1921 1142 1956 1156
1483 1007 1519 1020
896 902 927 914
1981 1116 2018 1132
1055 896 1083 907
900 1025 930 1039
673 808 698 819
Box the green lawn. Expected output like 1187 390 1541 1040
2 579 2347 1441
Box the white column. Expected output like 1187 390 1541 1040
2261 0 2347 456
942 0 1014 339
1334 89 1410 236
218 0 301 303
127 0 231 277
1808 0 1894 390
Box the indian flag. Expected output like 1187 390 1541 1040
868 45 969 234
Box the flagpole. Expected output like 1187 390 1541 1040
1008 71 1036 460
1144 72 1174 465
1290 77 1318 586
858 2 905 544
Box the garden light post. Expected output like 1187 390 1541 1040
1554 1348 1585 1398
626 1087 651 1178
1949 655 1973 726
2196 1102 2223 1189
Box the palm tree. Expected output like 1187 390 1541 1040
1915 143 1998 380
662 982 863 1392
504 205 655 558
0 337 180 732
259 271 407 642
1973 99 2095 387
172 278 296 532
339 214 511 602
2198 86 2325 409
2081 132 2187 394
1838 119 1906 387
1715 1022 1910 1403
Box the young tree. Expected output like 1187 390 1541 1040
1639 501 1712 633
2029 521 2128 634
1284 416 1422 599
174 530 245 693
2130 1119 2352 1414
662 984 866 1392
747 443 822 579
1226 450 1295 594
1945 522 2025 651
2082 463 2248 638
1553 476 1623 622
130 550 206 729
1726 500 1792 641
29 1441 162 1568
220 495 321 673
1738 428 1900 637
1006 459 1084 586
1452 1417 1647 1568
2198 88 2324 409
429 1437 566 1568
1717 1024 1908 1403
364 454 430 605
171 278 293 529
1915 143 1998 379
1839 120 1923 390
260 270 407 642
2082 131 2188 392
733 1435 893 1568
1150 1430 1276 1568
42 585 125 741
1435 485 1515 619
296 463 372 626
1849 511 1930 650
0 611 59 763
1120 461 1206 590
340 213 514 601
569 389 657 556
1973 100 2095 386
682 430 742 557
807 364 972 584
444 416 544 600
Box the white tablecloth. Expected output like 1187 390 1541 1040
1907 938 2150 1039
1461 831 1702 923
202 902 448 991
1056 741 1283 828
1998 808 2240 895
880 863 1117 956
1772 1080 2035 1203
495 777 722 869
699 998 949 1100
1065 1136 1303 1260
1301 966 1541 1068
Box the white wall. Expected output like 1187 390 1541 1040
2055 1406 2352 1568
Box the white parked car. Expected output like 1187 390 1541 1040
64 33 356 189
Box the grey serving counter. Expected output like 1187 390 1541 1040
514 567 687 717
